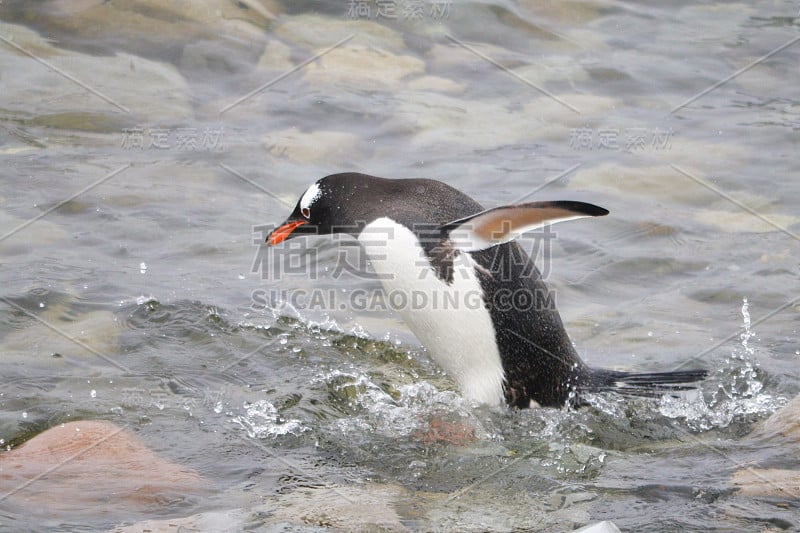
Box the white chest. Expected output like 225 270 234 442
357 217 506 405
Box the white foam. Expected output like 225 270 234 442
231 399 308 439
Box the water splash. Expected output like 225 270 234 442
659 297 784 430
316 369 475 439
134 294 158 305
231 399 308 439
740 297 753 355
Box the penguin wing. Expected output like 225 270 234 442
440 201 608 252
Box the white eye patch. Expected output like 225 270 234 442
300 182 322 211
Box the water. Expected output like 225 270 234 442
1 0 799 530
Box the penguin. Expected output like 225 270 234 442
265 172 707 408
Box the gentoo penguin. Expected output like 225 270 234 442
266 173 706 408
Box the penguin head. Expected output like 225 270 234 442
267 173 373 246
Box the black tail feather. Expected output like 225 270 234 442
586 368 708 399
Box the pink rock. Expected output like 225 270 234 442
0 420 205 513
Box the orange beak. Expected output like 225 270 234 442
267 220 308 246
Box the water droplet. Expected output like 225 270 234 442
740 297 754 355
21 412 27 419
139 262 147 274
90 390 97 398
279 337 288 345
647 331 653 337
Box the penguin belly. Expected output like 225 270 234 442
358 217 506 405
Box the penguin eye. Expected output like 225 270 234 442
301 207 311 219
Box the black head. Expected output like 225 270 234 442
266 172 489 246
267 173 379 246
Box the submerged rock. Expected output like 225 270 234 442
274 14 406 53
0 0 278 59
111 509 248 533
265 484 408 530
521 93 617 127
264 127 363 165
389 92 535 149
303 45 426 90
0 421 204 513
732 468 800 499
2 310 122 366
0 211 68 253
426 41 531 73
113 483 408 532
732 395 800 498
750 395 800 443
407 75 466 94
256 38 295 72
0 22 193 127
569 163 718 207
516 0 609 25
693 208 799 234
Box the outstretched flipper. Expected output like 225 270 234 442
440 200 609 252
